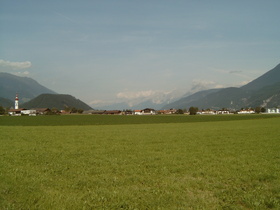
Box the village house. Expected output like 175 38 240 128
123 110 133 115
196 110 216 115
267 108 280 114
35 108 51 115
217 110 230 114
8 108 26 116
157 110 167 114
237 109 255 114
158 109 177 114
134 110 142 115
133 108 156 115
142 108 156 115
21 109 37 116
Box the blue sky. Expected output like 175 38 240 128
1 0 280 107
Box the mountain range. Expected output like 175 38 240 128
0 73 92 110
92 90 184 110
0 72 56 102
1 63 279 110
163 63 280 110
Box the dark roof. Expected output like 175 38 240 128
8 108 26 112
35 108 51 112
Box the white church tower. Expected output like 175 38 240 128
15 94 19 109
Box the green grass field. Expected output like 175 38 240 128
1 115 280 209
0 113 279 126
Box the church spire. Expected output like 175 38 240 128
15 94 19 109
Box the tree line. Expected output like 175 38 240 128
174 106 266 115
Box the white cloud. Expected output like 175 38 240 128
89 89 185 109
117 90 156 99
14 71 30 76
0 59 32 70
89 99 110 105
236 80 251 86
22 71 30 75
190 79 219 93
190 78 252 92
213 68 251 80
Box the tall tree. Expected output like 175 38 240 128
0 106 5 115
189 106 198 115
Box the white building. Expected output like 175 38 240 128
197 110 216 115
133 108 156 115
8 94 37 116
142 108 156 115
267 108 280 114
217 110 230 114
8 94 22 116
21 109 37 116
15 94 19 109
134 110 142 115
237 109 255 114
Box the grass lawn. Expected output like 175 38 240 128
0 115 279 209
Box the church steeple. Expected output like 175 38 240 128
15 94 19 109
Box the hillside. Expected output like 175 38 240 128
163 63 280 110
0 72 56 102
163 89 222 109
241 63 280 91
246 81 280 108
22 94 93 110
0 97 13 108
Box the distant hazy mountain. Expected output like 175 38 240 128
164 63 280 110
93 102 131 111
22 94 93 110
93 90 184 110
93 100 170 111
0 72 56 102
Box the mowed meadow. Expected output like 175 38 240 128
0 115 280 209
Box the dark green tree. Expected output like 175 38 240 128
189 106 198 115
255 107 261 114
0 106 5 115
176 109 184 114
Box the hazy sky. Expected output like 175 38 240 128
1 0 280 106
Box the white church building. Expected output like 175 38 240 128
8 94 36 116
